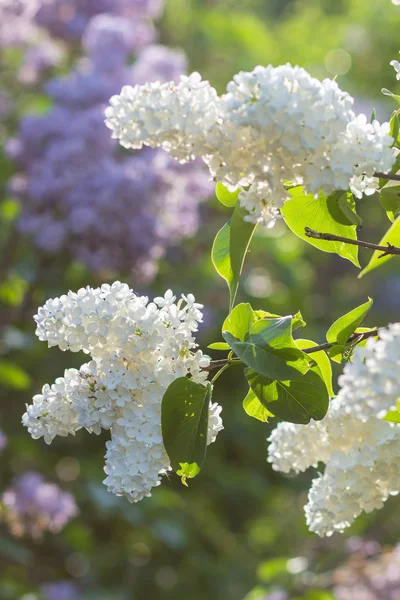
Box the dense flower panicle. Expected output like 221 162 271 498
338 323 400 420
106 65 395 225
0 471 78 538
8 4 212 276
23 284 223 502
106 73 221 161
268 324 400 537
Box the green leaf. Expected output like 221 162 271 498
246 365 329 424
223 331 304 380
327 344 347 363
379 154 400 188
161 378 212 485
211 205 256 310
207 342 230 351
243 387 273 422
359 217 400 278
384 410 400 424
246 317 310 374
222 303 257 341
370 107 376 123
216 182 239 207
222 304 306 355
292 311 306 330
389 109 400 146
380 185 400 222
281 188 360 267
382 88 400 105
338 193 362 226
229 205 257 309
223 314 310 381
325 299 373 364
295 339 334 397
0 361 31 390
326 298 373 346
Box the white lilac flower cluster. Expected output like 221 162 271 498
268 324 400 537
22 282 223 503
105 65 395 225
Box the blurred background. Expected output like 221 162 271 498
1 0 400 598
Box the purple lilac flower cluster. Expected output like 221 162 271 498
333 539 400 600
41 581 80 600
34 0 164 41
6 1 212 279
0 471 78 538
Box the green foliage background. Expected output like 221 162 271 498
2 0 400 598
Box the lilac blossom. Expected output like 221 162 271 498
0 471 78 538
333 543 400 600
9 9 212 279
131 44 187 84
41 581 80 600
34 0 164 41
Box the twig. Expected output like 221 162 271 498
304 227 400 258
302 328 379 354
375 171 400 183
207 328 380 370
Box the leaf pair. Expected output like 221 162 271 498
222 303 330 424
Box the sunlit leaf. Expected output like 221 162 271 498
215 182 239 207
243 387 273 422
246 365 329 424
295 339 334 397
212 205 256 310
380 185 400 222
207 342 230 351
281 188 360 266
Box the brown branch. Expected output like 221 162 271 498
375 171 400 183
304 227 400 258
302 328 379 354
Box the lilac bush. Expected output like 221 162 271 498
6 1 212 279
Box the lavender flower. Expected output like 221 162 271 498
34 0 164 41
41 581 80 600
333 544 400 600
8 6 212 279
131 44 187 84
0 471 78 538
83 14 154 70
